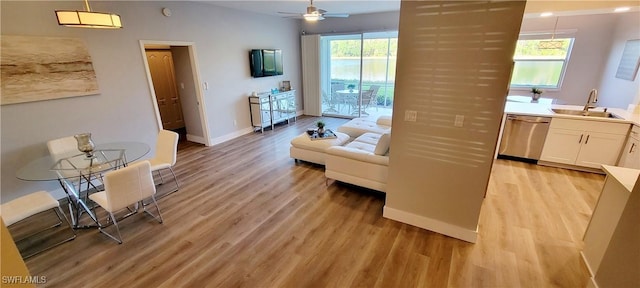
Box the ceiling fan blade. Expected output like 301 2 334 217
323 13 350 18
317 9 327 14
278 11 301 15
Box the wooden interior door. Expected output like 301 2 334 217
146 50 185 130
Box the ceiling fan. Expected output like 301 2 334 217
278 0 349 21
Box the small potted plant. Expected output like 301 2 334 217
316 120 326 136
347 84 356 92
531 87 543 103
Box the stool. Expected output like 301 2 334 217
1 191 76 258
290 131 350 165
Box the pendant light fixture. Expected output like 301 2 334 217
55 0 122 29
538 17 562 49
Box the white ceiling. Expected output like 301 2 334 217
202 0 401 17
200 0 640 19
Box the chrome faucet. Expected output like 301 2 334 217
583 89 598 111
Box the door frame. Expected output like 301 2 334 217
139 40 212 146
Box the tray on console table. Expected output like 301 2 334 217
308 129 337 140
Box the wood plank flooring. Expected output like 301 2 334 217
21 116 605 287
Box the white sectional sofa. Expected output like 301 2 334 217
337 115 392 138
289 115 392 192
325 132 390 192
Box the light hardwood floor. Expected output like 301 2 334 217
21 116 604 287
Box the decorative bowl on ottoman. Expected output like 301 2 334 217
290 131 350 165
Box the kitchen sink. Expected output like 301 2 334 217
551 108 622 119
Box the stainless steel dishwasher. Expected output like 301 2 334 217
498 115 551 161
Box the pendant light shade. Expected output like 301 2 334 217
55 0 122 29
538 17 562 49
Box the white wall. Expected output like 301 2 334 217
596 12 640 109
171 46 204 140
0 1 301 202
515 13 618 105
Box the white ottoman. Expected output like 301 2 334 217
290 131 350 165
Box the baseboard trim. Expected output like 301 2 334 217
383 206 478 243
209 127 254 146
580 251 599 288
537 161 604 174
186 134 206 144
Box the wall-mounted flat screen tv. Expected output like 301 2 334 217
249 49 283 78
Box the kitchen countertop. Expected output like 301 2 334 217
504 101 640 126
601 165 640 192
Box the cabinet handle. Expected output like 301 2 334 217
578 134 584 144
631 143 637 153
585 135 590 144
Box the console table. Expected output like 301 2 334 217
249 90 296 132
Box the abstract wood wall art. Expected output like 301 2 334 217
1 35 99 105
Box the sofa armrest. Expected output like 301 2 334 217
326 146 389 166
376 115 392 127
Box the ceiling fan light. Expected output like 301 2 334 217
303 13 324 21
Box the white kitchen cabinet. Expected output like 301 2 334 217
538 128 583 165
540 118 629 169
618 125 640 169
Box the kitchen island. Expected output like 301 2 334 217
581 165 640 288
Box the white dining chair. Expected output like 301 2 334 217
47 136 79 161
89 161 163 244
1 191 76 258
148 130 179 195
47 136 104 224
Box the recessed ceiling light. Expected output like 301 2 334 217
614 7 630 12
540 12 553 17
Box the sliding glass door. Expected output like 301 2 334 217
321 31 397 118
321 34 362 118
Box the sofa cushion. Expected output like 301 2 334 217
337 117 391 138
344 140 376 154
374 133 391 155
326 146 389 166
354 132 382 146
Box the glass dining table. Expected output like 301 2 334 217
16 142 150 228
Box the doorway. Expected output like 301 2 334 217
145 49 185 133
140 41 211 147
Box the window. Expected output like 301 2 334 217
510 37 574 89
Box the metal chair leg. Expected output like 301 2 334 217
98 212 123 244
157 170 165 185
168 167 179 190
19 208 77 259
155 167 179 200
142 196 164 224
